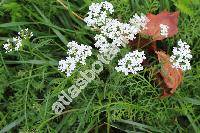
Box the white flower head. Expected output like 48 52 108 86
101 13 148 48
94 34 120 55
67 41 92 65
170 39 192 71
100 18 140 47
115 50 146 75
13 36 23 51
18 28 33 39
58 57 77 77
84 1 114 28
58 41 93 77
101 1 114 13
3 28 33 53
129 13 149 30
3 39 12 53
160 24 169 37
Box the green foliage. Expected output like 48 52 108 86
172 0 200 16
0 0 200 133
2 2 23 22
0 66 7 99
130 0 160 14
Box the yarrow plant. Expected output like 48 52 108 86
84 1 148 47
3 39 12 53
115 50 146 75
84 1 114 28
83 1 149 75
3 28 33 53
53 1 151 114
58 1 149 77
53 1 194 114
56 1 193 91
18 28 34 39
170 39 192 71
58 41 92 77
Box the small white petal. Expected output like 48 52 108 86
170 39 192 71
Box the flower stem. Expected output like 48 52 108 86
57 0 84 21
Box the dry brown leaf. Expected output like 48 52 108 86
156 51 183 96
142 11 179 41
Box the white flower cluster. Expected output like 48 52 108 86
58 41 92 77
100 19 132 47
3 28 33 53
58 57 77 77
99 14 148 47
115 50 146 75
84 1 149 76
170 39 192 71
13 36 22 51
67 41 92 65
130 13 149 30
84 2 148 48
94 34 120 55
19 28 34 39
3 39 12 53
84 1 114 28
160 24 169 37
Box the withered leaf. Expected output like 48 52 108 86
156 51 183 96
142 11 179 41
